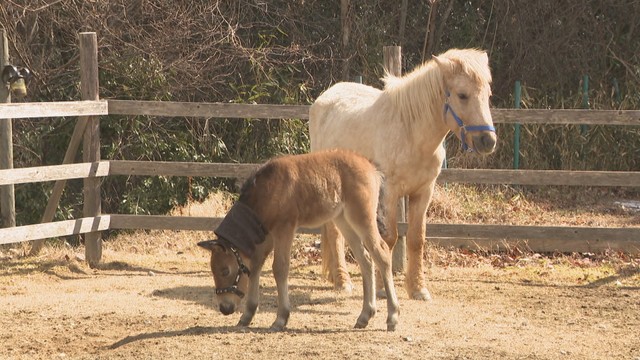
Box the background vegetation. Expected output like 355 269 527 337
0 0 638 226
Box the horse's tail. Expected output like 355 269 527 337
375 169 389 240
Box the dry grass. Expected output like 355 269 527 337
428 183 640 227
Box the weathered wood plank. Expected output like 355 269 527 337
428 237 640 254
383 46 406 273
0 29 15 228
491 108 640 126
413 223 640 242
108 215 639 252
3 101 639 126
0 216 111 245
108 160 258 178
0 100 108 119
109 214 221 231
0 162 110 185
3 162 638 189
108 99 311 119
438 169 640 187
79 32 103 266
8 214 636 254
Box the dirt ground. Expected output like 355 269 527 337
2 189 639 359
1 235 639 360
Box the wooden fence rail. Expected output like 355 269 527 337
3 160 640 188
4 99 640 125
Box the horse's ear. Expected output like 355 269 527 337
478 51 489 65
197 240 226 253
432 55 452 75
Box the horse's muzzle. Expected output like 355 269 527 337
472 131 497 155
219 302 236 315
472 132 497 154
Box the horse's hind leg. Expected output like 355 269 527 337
321 222 354 292
335 219 376 329
342 196 399 331
366 231 399 331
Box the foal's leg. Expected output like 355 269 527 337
405 186 435 301
335 219 376 329
345 203 400 331
366 231 400 331
321 222 353 292
269 225 296 331
376 193 400 298
237 249 269 327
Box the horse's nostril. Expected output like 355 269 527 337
482 134 496 149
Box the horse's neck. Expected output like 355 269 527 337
384 63 450 150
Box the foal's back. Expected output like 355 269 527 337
241 149 382 230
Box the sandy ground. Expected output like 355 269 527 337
1 238 639 360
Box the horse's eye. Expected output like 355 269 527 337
221 267 231 277
458 93 468 101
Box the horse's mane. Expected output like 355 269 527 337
239 162 276 204
381 48 491 130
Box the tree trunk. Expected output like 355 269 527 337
341 0 352 80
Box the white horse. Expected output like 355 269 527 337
309 48 496 300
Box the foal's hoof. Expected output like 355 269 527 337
354 321 368 329
236 318 251 327
387 323 397 332
269 323 286 332
410 288 432 301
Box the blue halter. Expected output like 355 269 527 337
443 91 495 152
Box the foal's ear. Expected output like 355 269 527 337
197 239 226 253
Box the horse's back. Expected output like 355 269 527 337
310 82 384 153
263 150 381 228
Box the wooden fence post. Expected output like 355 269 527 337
0 29 16 229
79 32 102 266
383 46 406 273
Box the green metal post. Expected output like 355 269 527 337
513 80 521 169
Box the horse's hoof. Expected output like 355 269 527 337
269 323 286 332
376 289 387 299
236 319 250 327
335 281 354 294
354 321 367 329
386 323 397 332
410 288 432 301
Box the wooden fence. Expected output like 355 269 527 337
1 32 639 266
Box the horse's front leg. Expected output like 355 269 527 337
406 186 435 301
269 228 295 331
237 253 267 327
